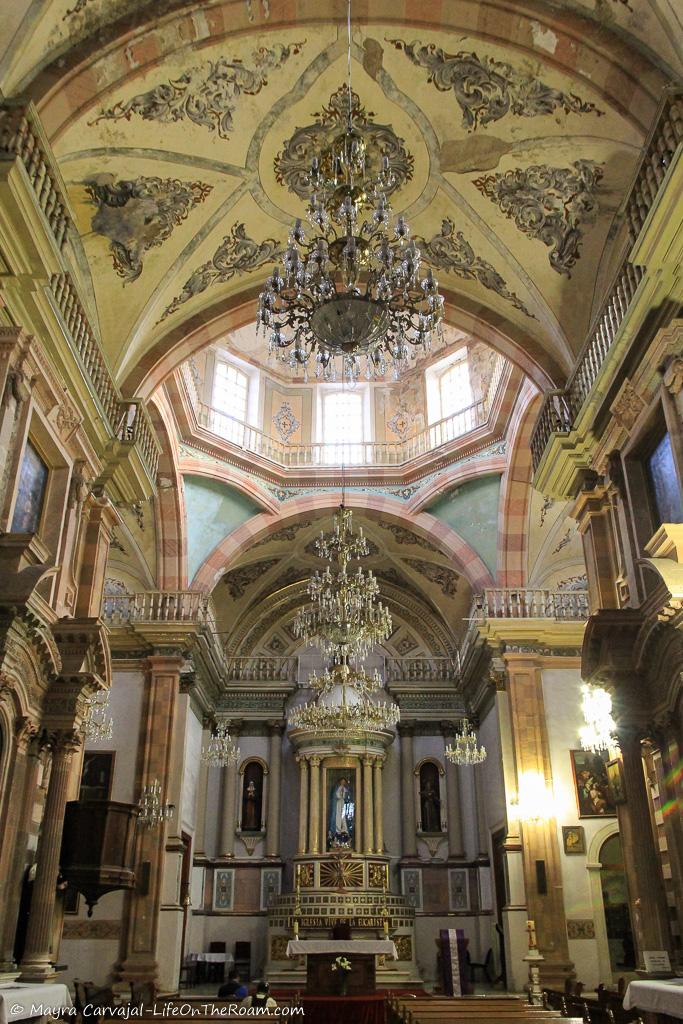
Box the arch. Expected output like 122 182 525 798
238 758 267 833
409 456 508 514
496 381 542 587
586 820 622 985
178 455 279 514
190 493 495 594
415 758 446 835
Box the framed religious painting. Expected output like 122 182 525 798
569 750 617 818
10 439 49 534
606 758 626 804
562 825 586 855
326 767 356 851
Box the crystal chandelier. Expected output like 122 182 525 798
579 684 619 754
138 778 175 829
292 504 392 660
256 1 444 384
82 690 114 742
289 660 399 737
201 720 241 767
445 719 487 766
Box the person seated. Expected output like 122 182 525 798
218 970 247 1000
241 980 277 1011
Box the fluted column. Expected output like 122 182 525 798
442 723 464 858
297 755 309 855
266 722 284 858
21 730 82 981
194 718 212 856
220 722 241 858
373 758 384 854
363 756 374 854
399 725 417 857
309 756 321 854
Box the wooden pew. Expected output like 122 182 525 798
388 994 583 1024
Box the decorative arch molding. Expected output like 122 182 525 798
586 820 622 985
408 456 507 514
497 383 543 587
178 456 280 515
191 493 494 595
414 756 446 777
239 756 269 777
149 394 188 590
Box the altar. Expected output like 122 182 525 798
286 940 397 995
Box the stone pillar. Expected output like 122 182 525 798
20 730 82 981
309 756 321 855
442 723 464 858
119 652 183 986
505 653 574 987
220 722 242 859
473 760 489 858
266 722 284 859
615 724 673 963
362 756 374 854
194 718 212 857
297 756 309 855
74 498 116 618
0 723 40 971
373 758 384 854
398 725 417 857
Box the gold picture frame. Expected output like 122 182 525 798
562 825 586 855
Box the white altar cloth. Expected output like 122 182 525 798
286 940 397 959
0 983 73 1024
624 978 683 1019
185 953 233 965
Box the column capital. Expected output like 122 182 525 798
397 722 415 738
309 755 322 767
14 715 39 754
362 754 374 766
145 650 186 672
266 719 286 736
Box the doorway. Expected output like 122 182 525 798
599 834 635 971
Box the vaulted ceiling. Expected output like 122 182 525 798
2 0 680 396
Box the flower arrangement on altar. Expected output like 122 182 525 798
331 955 352 973
331 954 352 995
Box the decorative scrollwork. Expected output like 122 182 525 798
161 223 283 319
473 161 603 276
388 39 603 131
91 43 305 137
275 86 414 200
415 219 534 317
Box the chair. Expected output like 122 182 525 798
468 947 495 985
234 941 251 981
208 941 226 983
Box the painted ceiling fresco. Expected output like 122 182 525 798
0 0 679 390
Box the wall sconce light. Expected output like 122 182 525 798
510 771 552 823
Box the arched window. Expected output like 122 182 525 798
240 760 265 832
418 760 444 833
438 352 472 420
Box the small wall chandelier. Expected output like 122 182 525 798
82 690 114 742
289 660 399 736
292 504 392 660
201 721 241 767
256 0 444 383
445 719 487 766
138 778 175 829
579 684 619 753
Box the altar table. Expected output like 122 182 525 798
286 940 397 958
624 979 683 1020
286 940 397 996
0 983 73 1024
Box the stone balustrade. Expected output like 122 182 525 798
473 587 589 621
102 590 214 625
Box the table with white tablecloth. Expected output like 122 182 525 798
0 982 73 1024
624 978 683 1019
184 952 234 984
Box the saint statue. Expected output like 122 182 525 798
419 776 442 833
243 780 259 830
328 776 353 848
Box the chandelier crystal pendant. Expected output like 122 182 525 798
138 778 175 829
579 684 619 753
201 721 241 767
256 1 444 383
289 659 400 737
445 719 487 766
82 690 114 742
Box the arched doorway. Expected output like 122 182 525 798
599 834 635 972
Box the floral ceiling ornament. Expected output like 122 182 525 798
272 401 301 442
275 86 414 201
404 557 459 597
388 39 604 130
223 558 280 598
473 161 603 276
415 219 534 318
162 223 283 319
384 523 439 552
84 175 212 283
387 399 416 442
91 43 305 137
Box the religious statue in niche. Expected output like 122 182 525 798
240 761 264 832
419 762 443 833
327 770 356 850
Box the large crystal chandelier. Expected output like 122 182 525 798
82 690 114 742
579 684 619 754
201 720 241 767
292 504 392 661
289 660 399 737
256 1 444 384
445 719 487 766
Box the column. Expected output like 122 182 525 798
398 725 417 857
473 761 489 858
297 756 309 855
119 652 183 985
220 722 241 859
362 756 374 854
309 756 321 855
194 718 212 857
266 722 284 859
20 731 82 981
616 724 672 961
442 723 464 858
373 758 384 854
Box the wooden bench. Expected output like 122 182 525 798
388 994 583 1024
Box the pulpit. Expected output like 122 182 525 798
286 939 397 995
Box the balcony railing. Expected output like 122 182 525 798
473 587 589 620
102 590 215 626
530 93 683 473
384 657 458 682
180 355 506 468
